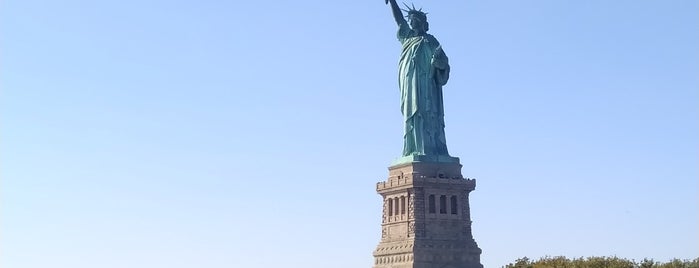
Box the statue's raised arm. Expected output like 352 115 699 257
386 0 406 26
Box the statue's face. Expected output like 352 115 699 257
408 15 426 32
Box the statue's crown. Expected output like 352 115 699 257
402 3 427 20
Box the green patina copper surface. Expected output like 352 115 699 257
386 1 458 165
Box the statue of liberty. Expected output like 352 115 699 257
385 0 456 163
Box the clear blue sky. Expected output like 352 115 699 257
2 0 697 267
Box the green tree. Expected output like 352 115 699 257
502 256 699 268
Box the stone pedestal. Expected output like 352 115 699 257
372 161 483 268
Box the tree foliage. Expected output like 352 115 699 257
503 256 699 268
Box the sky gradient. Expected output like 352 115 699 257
2 1 698 267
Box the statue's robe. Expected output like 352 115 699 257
397 21 451 157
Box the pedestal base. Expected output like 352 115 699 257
373 160 483 268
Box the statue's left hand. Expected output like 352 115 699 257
434 46 443 57
431 46 447 69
